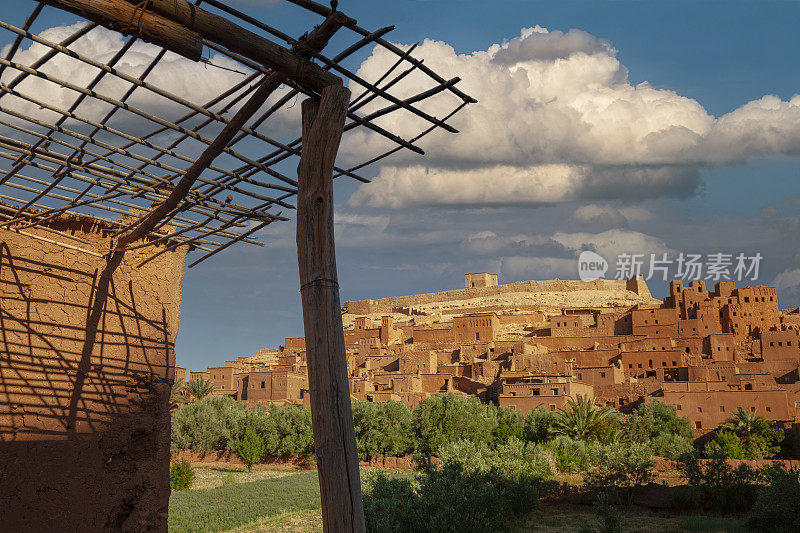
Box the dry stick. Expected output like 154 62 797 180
0 1 44 79
115 72 285 249
80 71 259 167
0 108 290 228
232 51 422 183
0 23 98 188
0 57 288 184
203 40 425 157
313 52 458 133
198 27 395 196
0 205 92 244
295 85 365 533
0 84 297 198
0 144 270 236
145 212 253 268
7 35 138 220
348 45 421 111
0 162 238 248
284 0 476 103
0 222 104 257
186 219 271 268
0 20 302 178
337 101 469 177
342 77 460 134
0 104 296 209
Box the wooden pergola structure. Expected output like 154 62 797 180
0 0 472 530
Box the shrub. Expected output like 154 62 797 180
580 492 622 533
236 429 266 471
492 421 524 447
523 407 554 443
626 401 693 443
705 430 747 459
169 460 194 491
648 432 694 461
438 437 553 481
746 466 800 532
678 454 763 512
352 401 413 461
415 464 510 533
584 443 655 505
545 435 603 473
362 466 511 533
363 438 551 532
362 470 418 533
411 394 497 457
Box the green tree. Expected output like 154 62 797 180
550 395 617 443
625 401 694 460
171 395 249 453
714 408 785 459
185 377 215 402
236 429 266 472
268 403 314 456
412 394 498 456
523 407 554 443
584 443 655 505
705 430 747 460
626 401 693 442
353 401 413 461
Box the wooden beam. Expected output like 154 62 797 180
122 0 343 92
296 85 365 533
115 72 285 250
43 0 203 61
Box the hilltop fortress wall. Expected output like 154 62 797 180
344 276 652 315
0 214 187 532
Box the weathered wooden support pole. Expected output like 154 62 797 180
43 0 203 60
120 0 342 92
296 84 365 533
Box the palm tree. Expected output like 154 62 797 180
170 381 188 409
550 395 618 442
185 377 215 402
721 408 768 443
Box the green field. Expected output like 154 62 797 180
169 467 749 533
168 469 321 533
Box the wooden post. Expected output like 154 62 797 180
296 84 365 533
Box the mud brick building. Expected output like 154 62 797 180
189 272 800 441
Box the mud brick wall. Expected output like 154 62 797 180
0 216 187 532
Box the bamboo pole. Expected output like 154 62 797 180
296 84 365 533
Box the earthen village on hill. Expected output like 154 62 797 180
183 272 800 437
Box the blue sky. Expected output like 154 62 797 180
3 1 800 371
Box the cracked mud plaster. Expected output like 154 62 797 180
0 214 187 532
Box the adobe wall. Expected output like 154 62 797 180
343 278 637 315
0 217 187 532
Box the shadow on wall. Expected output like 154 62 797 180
0 226 185 532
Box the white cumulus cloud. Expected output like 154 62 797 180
345 26 800 208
